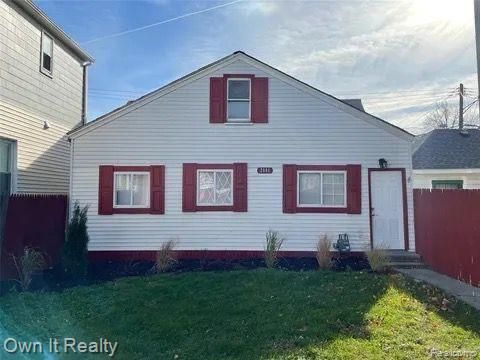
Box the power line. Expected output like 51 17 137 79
83 0 243 44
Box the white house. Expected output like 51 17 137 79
413 129 480 189
0 0 93 195
68 51 415 260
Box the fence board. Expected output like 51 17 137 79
414 189 480 287
0 194 67 279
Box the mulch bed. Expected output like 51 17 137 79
0 255 370 295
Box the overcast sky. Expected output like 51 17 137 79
37 0 477 134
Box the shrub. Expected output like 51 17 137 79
264 230 284 268
366 248 390 273
11 246 47 291
62 202 89 279
316 234 332 269
154 239 178 273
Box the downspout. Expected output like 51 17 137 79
81 62 92 125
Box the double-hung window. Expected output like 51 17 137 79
298 171 346 207
227 78 250 122
0 139 13 195
197 169 233 206
114 172 150 208
40 32 53 75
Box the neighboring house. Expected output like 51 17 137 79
0 0 93 195
413 129 480 189
68 51 415 259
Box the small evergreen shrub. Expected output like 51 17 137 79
62 202 89 279
264 230 284 268
11 246 47 291
316 235 332 269
154 239 178 273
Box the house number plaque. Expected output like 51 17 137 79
257 167 273 174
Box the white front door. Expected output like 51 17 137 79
370 170 405 249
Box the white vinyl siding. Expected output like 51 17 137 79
71 59 415 252
0 101 70 193
413 171 480 189
0 0 84 129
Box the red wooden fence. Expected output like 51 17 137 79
0 194 67 279
414 189 480 287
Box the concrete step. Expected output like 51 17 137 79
387 261 429 269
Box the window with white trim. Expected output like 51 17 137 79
114 172 150 208
227 79 250 121
41 32 53 75
0 139 13 195
197 170 233 205
297 171 346 207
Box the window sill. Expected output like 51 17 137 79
195 205 235 211
295 207 349 213
40 68 53 79
225 122 253 126
111 208 151 214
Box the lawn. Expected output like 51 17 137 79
1 270 479 359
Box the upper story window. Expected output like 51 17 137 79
227 79 251 122
0 139 13 195
197 169 233 206
40 32 53 76
297 171 346 207
114 172 150 208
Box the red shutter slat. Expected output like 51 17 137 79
182 163 197 212
347 164 362 214
210 77 225 123
150 165 165 214
251 77 268 123
98 165 114 215
233 163 248 212
283 164 297 213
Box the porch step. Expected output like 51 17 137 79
387 261 429 269
383 251 427 269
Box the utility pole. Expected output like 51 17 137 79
474 0 480 121
459 83 464 130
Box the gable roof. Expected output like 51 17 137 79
413 129 480 169
68 51 413 140
11 0 94 63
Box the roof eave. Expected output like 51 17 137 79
12 0 94 63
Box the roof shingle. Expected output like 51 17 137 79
413 129 480 169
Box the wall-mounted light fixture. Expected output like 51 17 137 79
378 158 388 169
43 121 50 130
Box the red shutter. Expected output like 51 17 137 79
347 164 362 214
210 77 225 123
251 77 268 123
283 164 297 213
183 163 197 212
233 163 248 212
150 165 165 214
98 165 114 215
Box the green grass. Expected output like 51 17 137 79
1 270 479 359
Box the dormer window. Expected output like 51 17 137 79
227 79 251 122
40 32 53 76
